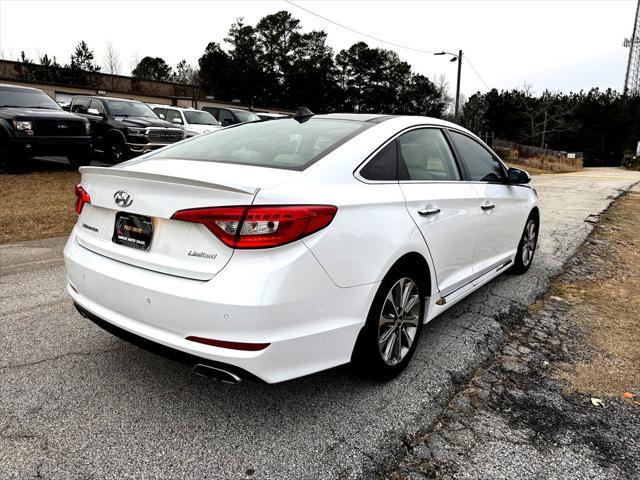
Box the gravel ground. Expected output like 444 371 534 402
1 168 639 479
389 184 640 480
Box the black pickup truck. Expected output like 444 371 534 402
0 84 92 171
70 95 184 162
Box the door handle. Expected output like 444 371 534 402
418 207 441 216
481 202 495 210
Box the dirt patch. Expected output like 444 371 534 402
0 170 79 244
554 190 640 396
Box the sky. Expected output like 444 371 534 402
0 0 636 99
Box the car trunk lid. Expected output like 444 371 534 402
75 161 297 280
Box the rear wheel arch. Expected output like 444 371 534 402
106 128 127 144
529 206 540 225
385 252 433 298
352 251 430 379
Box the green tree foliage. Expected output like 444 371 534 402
461 88 640 166
173 59 198 84
197 11 449 116
132 56 173 81
67 41 100 72
198 42 233 100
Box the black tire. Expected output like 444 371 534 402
0 145 18 173
510 213 539 274
352 264 426 380
67 151 92 169
105 138 127 163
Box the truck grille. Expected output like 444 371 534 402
146 129 183 143
34 119 86 136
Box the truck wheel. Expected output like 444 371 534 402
0 146 17 173
106 139 127 163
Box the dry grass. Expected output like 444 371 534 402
507 157 581 174
506 162 549 176
0 170 79 244
554 190 640 396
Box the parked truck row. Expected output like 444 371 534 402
0 83 288 170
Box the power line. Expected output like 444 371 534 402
285 0 491 91
463 56 491 90
284 0 437 55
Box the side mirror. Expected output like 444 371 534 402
172 117 183 125
507 167 531 184
221 118 232 126
87 108 102 117
157 113 165 120
62 105 70 112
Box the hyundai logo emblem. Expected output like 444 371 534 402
114 190 133 207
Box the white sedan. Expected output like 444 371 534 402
64 113 539 384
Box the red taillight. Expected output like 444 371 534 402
171 205 337 249
74 184 91 214
186 335 270 351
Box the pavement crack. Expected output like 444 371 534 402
0 347 124 372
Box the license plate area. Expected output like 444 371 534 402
112 212 153 251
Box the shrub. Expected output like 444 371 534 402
622 154 640 171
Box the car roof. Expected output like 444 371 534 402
0 83 44 92
310 113 465 130
74 95 142 102
316 113 392 122
148 104 199 112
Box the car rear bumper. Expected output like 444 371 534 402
64 229 377 383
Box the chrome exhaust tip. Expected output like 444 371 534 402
193 364 241 384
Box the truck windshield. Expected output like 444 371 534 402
105 100 158 118
184 111 219 125
151 118 370 170
0 88 61 110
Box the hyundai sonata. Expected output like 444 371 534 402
64 113 539 383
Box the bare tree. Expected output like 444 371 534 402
103 41 121 75
103 41 122 90
129 51 140 74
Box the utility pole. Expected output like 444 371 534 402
435 50 463 119
624 0 640 94
455 49 462 119
540 110 548 149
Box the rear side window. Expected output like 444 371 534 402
219 109 234 124
203 107 219 119
71 98 90 114
449 131 505 182
89 99 105 115
165 109 183 124
152 118 370 170
153 107 167 119
398 129 461 181
360 142 397 181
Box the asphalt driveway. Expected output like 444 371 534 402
1 167 638 479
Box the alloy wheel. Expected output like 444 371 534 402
522 220 537 266
378 277 420 366
110 143 123 162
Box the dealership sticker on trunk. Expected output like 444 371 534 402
112 212 153 250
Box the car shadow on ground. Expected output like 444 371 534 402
5 155 108 174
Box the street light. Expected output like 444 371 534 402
434 50 463 119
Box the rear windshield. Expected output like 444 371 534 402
151 118 370 170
